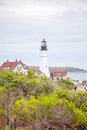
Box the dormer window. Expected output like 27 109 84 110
17 66 22 70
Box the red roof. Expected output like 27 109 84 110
52 69 67 78
34 70 42 74
20 62 29 70
0 60 28 71
0 67 3 71
31 69 42 74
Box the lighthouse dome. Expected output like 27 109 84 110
40 38 48 51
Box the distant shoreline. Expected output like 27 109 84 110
29 66 87 73
68 71 87 74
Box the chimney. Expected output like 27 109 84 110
15 59 17 62
19 60 22 63
7 60 9 62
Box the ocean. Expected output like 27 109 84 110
67 72 87 83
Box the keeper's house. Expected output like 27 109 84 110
0 60 28 75
0 60 42 76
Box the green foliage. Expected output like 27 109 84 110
80 103 87 111
61 79 74 86
0 70 87 129
38 92 63 119
57 79 74 89
13 97 28 115
71 91 87 108
64 100 75 112
42 75 48 81
73 108 87 125
27 78 40 86
27 69 36 78
0 70 15 86
43 84 50 93
57 86 70 98
0 86 5 93
13 96 40 123
5 125 10 130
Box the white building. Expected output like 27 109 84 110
0 60 28 75
39 39 50 77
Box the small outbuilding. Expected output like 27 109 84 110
50 69 67 80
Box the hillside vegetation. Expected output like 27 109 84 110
29 66 86 72
0 70 87 130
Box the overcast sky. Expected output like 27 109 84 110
0 0 87 69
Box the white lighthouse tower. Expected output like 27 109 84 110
40 39 50 77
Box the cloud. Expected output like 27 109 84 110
1 0 87 18
0 5 57 17
0 0 87 69
0 0 58 17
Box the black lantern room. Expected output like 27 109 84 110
40 38 48 51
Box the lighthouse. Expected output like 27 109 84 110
40 39 50 77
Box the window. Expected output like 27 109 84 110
17 66 22 70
